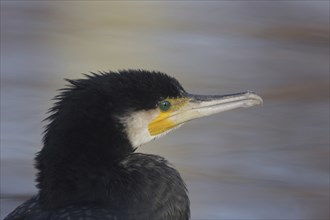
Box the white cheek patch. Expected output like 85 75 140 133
119 109 159 147
119 109 183 147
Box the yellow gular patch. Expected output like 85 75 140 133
148 111 176 136
148 98 188 136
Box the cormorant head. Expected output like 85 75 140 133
43 69 263 154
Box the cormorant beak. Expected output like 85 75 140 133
148 91 263 136
176 91 263 123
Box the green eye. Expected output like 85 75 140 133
159 100 171 111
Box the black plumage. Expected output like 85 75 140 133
5 69 263 220
5 70 189 220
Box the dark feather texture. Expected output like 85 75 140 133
5 70 189 220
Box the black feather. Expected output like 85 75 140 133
5 70 189 220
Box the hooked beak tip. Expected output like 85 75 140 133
242 91 263 107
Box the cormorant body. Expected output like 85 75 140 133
4 70 262 220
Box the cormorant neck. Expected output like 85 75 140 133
35 107 134 208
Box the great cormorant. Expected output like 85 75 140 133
4 70 263 220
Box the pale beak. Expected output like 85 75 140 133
170 91 263 125
148 91 263 137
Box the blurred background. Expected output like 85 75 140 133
1 1 329 219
